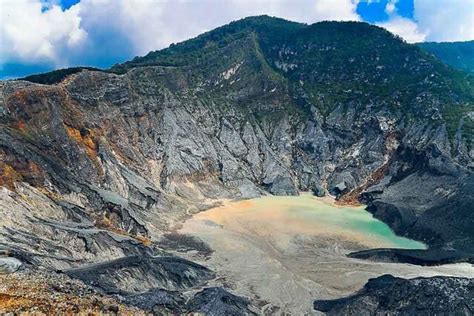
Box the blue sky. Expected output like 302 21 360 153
1 0 473 79
57 0 80 10
357 0 414 22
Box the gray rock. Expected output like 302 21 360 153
0 257 22 273
187 287 257 316
122 288 185 313
65 255 214 294
0 16 473 315
314 275 474 315
311 185 326 197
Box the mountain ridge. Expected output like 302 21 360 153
417 40 474 74
3 14 473 262
1 16 473 314
18 17 474 146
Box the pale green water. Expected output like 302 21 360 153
194 193 427 250
181 194 471 315
286 195 427 249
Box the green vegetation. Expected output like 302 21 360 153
20 67 101 85
18 16 474 148
418 41 474 74
111 16 304 73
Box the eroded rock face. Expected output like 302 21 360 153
314 275 474 315
121 287 257 315
1 66 470 269
186 287 257 316
0 269 143 315
64 257 256 315
65 255 215 294
122 288 185 314
0 17 472 314
0 257 22 273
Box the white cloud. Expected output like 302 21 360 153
313 0 361 21
414 0 474 42
2 0 472 77
1 0 362 68
76 0 361 56
377 17 427 42
376 0 427 43
0 0 86 66
378 0 474 43
385 0 397 14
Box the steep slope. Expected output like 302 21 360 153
418 40 474 74
1 16 473 313
116 16 474 143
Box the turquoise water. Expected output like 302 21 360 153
283 195 427 249
288 203 426 249
197 194 427 250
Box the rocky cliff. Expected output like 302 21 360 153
314 274 474 315
0 16 473 313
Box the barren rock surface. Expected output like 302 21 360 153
0 16 472 314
